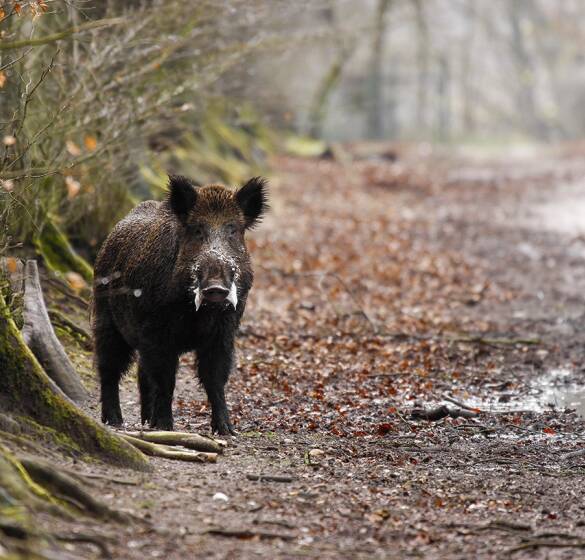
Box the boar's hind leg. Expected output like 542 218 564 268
138 349 178 431
137 365 154 425
95 322 133 426
197 336 236 436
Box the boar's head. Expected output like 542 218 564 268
167 174 268 311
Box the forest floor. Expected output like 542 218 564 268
40 145 585 559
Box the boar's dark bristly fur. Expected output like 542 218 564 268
92 175 269 434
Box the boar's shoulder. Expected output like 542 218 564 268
96 201 181 306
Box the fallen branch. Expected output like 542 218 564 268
411 405 479 421
204 527 296 541
246 474 294 483
119 434 217 463
123 431 225 454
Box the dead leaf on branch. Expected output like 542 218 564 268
64 176 81 199
84 135 97 152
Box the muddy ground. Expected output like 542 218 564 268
38 147 585 558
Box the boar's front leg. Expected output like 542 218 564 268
138 348 178 431
137 364 154 426
197 334 236 435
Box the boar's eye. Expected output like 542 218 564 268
190 224 206 241
225 223 240 239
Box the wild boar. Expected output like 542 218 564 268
91 175 268 434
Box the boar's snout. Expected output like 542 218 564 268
192 254 239 311
202 284 230 303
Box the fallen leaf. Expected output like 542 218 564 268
377 422 394 436
65 176 81 199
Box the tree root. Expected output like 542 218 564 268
53 531 114 559
119 434 218 463
18 456 128 522
123 430 226 454
20 260 88 402
71 471 140 486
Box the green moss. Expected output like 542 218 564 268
0 287 149 471
141 99 272 192
33 217 93 283
16 418 82 458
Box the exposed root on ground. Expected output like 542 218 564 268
119 434 218 462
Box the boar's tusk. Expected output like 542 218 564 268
194 287 203 311
227 282 238 310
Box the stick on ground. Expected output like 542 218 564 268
123 431 225 454
120 434 218 463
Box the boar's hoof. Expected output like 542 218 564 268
150 416 174 431
212 416 237 436
102 408 123 427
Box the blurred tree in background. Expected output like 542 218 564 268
0 0 304 263
2 0 585 264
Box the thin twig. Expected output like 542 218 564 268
246 474 294 483
204 528 296 541
443 394 482 412
0 18 126 51
509 540 585 554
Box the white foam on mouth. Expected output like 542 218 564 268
193 283 237 311
227 281 238 310
194 286 203 311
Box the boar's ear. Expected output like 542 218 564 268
236 176 269 229
168 175 198 217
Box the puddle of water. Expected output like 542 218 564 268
533 368 585 417
461 368 585 417
529 182 585 235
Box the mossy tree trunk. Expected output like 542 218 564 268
0 285 148 471
34 217 94 283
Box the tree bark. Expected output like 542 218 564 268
366 0 393 139
412 0 429 135
0 278 148 470
21 260 89 402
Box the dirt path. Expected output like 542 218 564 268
60 148 585 558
